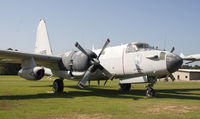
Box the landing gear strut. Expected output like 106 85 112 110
53 79 64 93
146 87 155 97
146 77 157 97
120 83 131 91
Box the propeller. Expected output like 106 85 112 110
161 47 176 82
170 47 175 53
168 73 175 81
168 46 176 81
75 39 113 88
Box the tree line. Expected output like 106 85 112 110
181 65 200 69
0 63 21 75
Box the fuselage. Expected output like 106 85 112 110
94 42 182 79
52 42 183 80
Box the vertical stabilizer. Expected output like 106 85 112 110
35 20 53 55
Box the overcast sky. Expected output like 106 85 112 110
0 0 200 64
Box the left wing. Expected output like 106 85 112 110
0 49 64 70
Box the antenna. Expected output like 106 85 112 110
164 32 167 51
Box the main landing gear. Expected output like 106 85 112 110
53 79 64 93
119 77 157 97
145 77 157 97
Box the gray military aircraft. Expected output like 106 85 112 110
0 20 183 97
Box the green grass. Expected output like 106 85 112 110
0 76 200 119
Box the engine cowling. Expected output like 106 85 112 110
18 67 45 80
62 50 97 72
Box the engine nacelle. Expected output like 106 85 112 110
62 50 97 72
18 67 45 80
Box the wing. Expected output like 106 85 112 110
0 50 65 70
182 57 196 61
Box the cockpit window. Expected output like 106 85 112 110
136 43 148 49
135 43 154 51
126 44 136 53
126 43 154 53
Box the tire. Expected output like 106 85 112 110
53 79 64 93
146 88 155 97
120 83 131 91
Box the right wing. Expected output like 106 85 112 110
0 49 65 70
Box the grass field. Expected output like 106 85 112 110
0 76 200 119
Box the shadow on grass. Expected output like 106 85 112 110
0 87 142 100
0 85 200 101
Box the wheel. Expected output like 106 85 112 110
53 79 64 93
120 83 131 91
146 88 155 97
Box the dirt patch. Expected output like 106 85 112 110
143 104 194 114
51 113 112 119
0 104 11 110
76 113 112 119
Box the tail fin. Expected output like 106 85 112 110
180 53 185 58
35 20 53 55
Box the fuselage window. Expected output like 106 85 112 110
160 52 166 60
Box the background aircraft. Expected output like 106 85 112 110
180 53 200 64
0 20 183 97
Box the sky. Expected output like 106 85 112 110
0 0 200 64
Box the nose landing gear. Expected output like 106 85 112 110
146 87 155 97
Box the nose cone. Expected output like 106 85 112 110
166 53 183 73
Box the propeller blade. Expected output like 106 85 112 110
75 42 91 60
168 74 175 81
97 80 100 86
78 65 94 88
170 47 175 53
104 79 108 86
97 38 110 59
